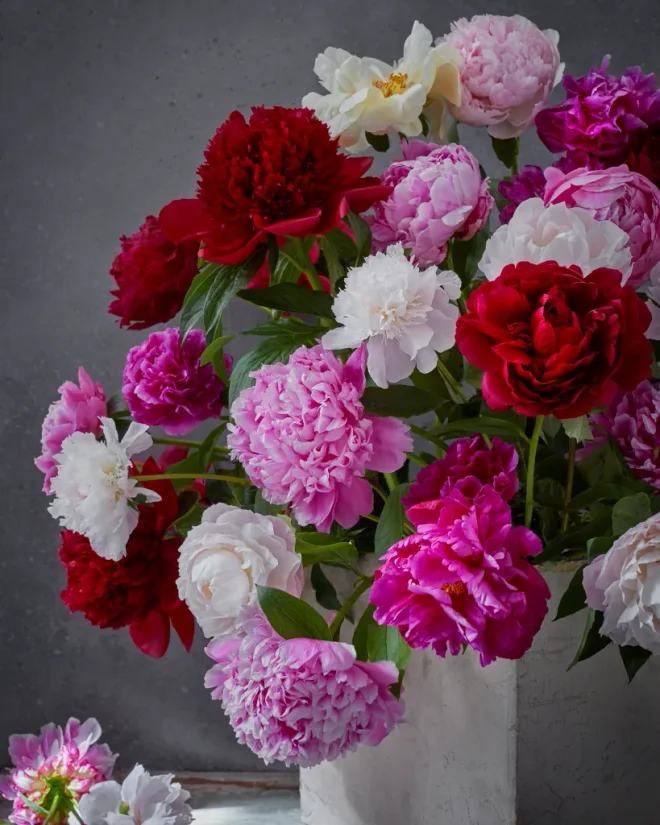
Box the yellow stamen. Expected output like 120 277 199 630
373 72 409 98
441 581 467 596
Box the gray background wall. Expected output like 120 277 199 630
1 0 658 773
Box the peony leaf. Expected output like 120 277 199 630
365 131 390 152
310 565 341 613
367 623 411 672
445 118 459 144
344 212 372 265
352 604 377 661
612 493 651 537
537 510 612 563
490 136 520 172
199 334 236 381
202 251 265 339
256 585 332 641
567 609 612 669
375 483 411 558
586 535 615 561
451 230 489 287
295 533 359 570
319 235 346 291
237 282 334 318
562 416 593 442
170 503 205 538
554 563 588 621
324 227 358 262
179 263 220 338
362 386 437 417
567 480 647 512
619 645 653 683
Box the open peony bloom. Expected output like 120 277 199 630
497 165 547 224
176 503 303 639
442 14 563 139
302 21 462 152
368 141 493 265
35 368 107 495
228 345 412 531
48 418 159 561
479 199 632 283
204 608 403 767
322 244 460 387
584 513 660 653
648 266 660 339
78 765 192 825
544 165 660 287
0 718 116 825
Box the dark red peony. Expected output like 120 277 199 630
158 106 391 265
456 262 653 420
109 215 199 330
58 458 194 658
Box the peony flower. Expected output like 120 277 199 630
442 14 563 139
35 368 107 494
370 486 550 666
627 122 660 188
322 244 460 387
176 503 303 639
78 765 192 825
48 418 159 561
58 459 194 659
204 608 403 767
0 718 116 825
584 512 660 652
648 265 660 339
497 166 546 224
109 215 199 331
368 142 493 265
122 327 228 436
456 262 653 419
228 345 412 531
403 435 519 528
302 21 462 152
159 107 390 265
544 165 660 287
479 199 633 283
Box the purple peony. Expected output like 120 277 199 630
35 368 107 494
122 328 229 435
204 608 403 767
369 140 493 266
498 166 547 223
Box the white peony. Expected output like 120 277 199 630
302 21 462 153
48 418 158 561
176 503 303 639
479 198 633 282
583 512 660 653
647 264 660 340
322 244 460 388
78 764 192 825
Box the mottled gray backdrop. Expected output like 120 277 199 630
1 0 658 772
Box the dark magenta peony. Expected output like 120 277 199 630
497 165 547 224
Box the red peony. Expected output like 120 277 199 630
456 262 653 419
158 106 391 265
58 458 194 658
109 215 199 330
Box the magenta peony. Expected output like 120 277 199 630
204 608 403 767
369 141 493 265
35 368 107 494
371 486 550 666
227 345 412 532
497 165 546 223
442 14 562 138
122 328 229 436
544 164 660 286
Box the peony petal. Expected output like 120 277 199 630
129 610 171 659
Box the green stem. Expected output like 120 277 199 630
406 452 428 467
446 243 454 272
561 437 577 533
42 795 61 825
290 237 323 292
383 473 398 492
368 479 388 503
525 416 545 529
153 436 203 449
437 359 468 403
135 473 251 485
409 423 447 450
329 576 374 639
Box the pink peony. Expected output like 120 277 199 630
122 328 229 436
227 345 412 532
369 141 493 266
497 165 546 223
204 608 403 767
35 368 107 494
443 14 563 139
371 486 550 666
544 164 660 286
0 718 116 825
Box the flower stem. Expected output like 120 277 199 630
152 436 204 448
525 416 545 529
437 359 467 403
135 473 251 485
561 437 577 533
330 576 374 640
406 452 428 467
289 237 324 291
383 473 398 492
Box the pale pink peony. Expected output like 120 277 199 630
371 486 550 666
227 345 412 532
369 141 493 266
0 718 116 825
544 164 660 286
35 368 107 494
204 608 403 767
442 14 563 139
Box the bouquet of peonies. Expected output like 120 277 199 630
21 12 660 781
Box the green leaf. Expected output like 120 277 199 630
375 483 411 557
367 623 412 671
612 493 651 537
319 235 346 290
410 367 452 403
365 131 390 152
310 564 341 612
267 235 279 275
277 236 316 279
352 604 377 661
562 416 593 442
489 176 510 212
163 423 225 492
180 263 220 337
431 416 528 442
490 136 520 172
577 441 625 486
362 385 437 417
554 564 588 621
419 112 430 137
450 231 489 286
257 585 332 641
568 609 612 669
295 533 359 570
587 535 615 561
445 119 459 144
567 481 647 512
325 227 358 262
18 796 49 816
537 511 612 563
619 645 653 683
242 317 325 337
200 334 235 383
170 503 205 537
237 282 334 318
202 252 265 338
344 212 372 264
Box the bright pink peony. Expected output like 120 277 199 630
122 328 229 436
227 345 412 532
35 368 107 494
204 608 403 767
369 141 493 265
371 486 550 666
0 718 116 825
544 164 660 286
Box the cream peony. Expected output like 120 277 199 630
302 21 461 152
322 244 460 388
583 512 660 653
479 198 633 282
176 503 303 639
